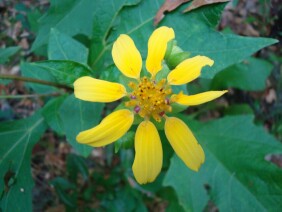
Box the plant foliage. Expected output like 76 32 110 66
0 0 280 211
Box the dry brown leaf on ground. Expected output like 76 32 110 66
183 0 229 13
265 88 277 104
154 0 191 26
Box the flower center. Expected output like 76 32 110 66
125 77 172 122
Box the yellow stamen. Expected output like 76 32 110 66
125 77 172 122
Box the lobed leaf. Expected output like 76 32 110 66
59 95 104 156
104 1 277 79
20 62 58 94
48 28 89 64
0 112 47 211
211 57 273 91
31 60 92 86
89 0 141 69
163 115 282 211
42 95 67 135
31 0 96 52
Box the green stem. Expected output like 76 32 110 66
0 92 62 99
0 74 73 91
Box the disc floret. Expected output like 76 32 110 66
125 76 172 122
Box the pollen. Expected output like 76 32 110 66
125 77 172 122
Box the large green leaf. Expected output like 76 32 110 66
59 94 104 156
42 95 67 135
31 0 96 52
0 112 47 211
163 115 282 211
20 62 58 94
211 57 273 91
166 25 276 78
93 1 276 78
31 60 92 86
0 46 20 64
89 0 140 68
48 28 89 64
22 60 91 91
66 153 89 182
31 0 276 78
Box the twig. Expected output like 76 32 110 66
0 74 73 91
0 92 62 99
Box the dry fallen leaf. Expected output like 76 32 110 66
265 154 282 168
183 0 229 13
265 88 277 104
154 0 191 26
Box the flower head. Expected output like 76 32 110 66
74 26 227 184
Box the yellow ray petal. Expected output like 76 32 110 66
77 109 134 147
133 121 163 184
171 90 228 106
146 26 175 78
165 117 205 171
74 76 127 103
167 56 214 85
112 34 142 79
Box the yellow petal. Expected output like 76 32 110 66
77 109 134 147
146 26 175 77
165 117 205 171
133 121 163 184
171 90 228 106
74 76 127 103
167 56 214 85
112 34 142 79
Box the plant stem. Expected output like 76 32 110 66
0 92 62 99
0 74 73 91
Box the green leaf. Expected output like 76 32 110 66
163 115 282 211
102 185 147 212
15 3 30 29
115 131 135 153
66 153 89 182
31 0 96 52
27 9 42 33
42 95 67 135
100 65 122 83
0 112 47 211
166 51 191 70
59 94 104 156
95 1 276 79
224 104 254 116
0 46 20 64
48 28 89 64
20 62 58 94
158 187 185 212
169 35 276 79
50 177 77 208
0 104 13 121
31 60 92 86
211 57 273 91
89 0 140 68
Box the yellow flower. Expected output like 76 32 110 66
74 26 227 184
